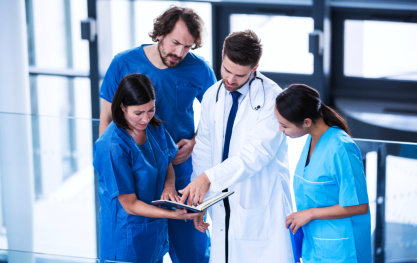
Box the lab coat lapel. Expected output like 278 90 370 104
229 79 259 156
233 93 248 127
213 84 226 165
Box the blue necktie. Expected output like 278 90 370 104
222 91 241 161
222 90 240 263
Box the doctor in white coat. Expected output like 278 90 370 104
180 30 294 263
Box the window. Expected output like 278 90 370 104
344 20 417 81
97 0 213 75
31 0 89 71
230 14 314 74
9 0 98 258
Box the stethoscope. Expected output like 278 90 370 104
215 71 265 111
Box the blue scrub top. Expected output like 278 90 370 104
294 127 372 263
93 122 178 263
99 45 216 185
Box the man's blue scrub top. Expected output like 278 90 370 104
99 45 216 185
93 122 178 263
294 127 372 263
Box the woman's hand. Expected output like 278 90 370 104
286 209 313 234
160 183 180 202
193 211 210 233
171 209 202 221
286 204 369 234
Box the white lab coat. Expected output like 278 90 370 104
192 72 294 263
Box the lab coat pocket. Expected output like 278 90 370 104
234 205 271 240
127 219 168 263
312 236 356 262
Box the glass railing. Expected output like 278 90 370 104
354 138 417 262
0 112 99 259
0 249 99 263
0 112 416 262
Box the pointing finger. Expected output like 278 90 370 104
179 188 189 204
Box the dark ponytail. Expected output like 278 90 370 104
320 104 350 135
275 84 351 136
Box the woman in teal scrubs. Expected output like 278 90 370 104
93 74 200 263
275 84 372 263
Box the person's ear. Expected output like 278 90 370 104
121 103 127 113
303 118 312 128
252 64 259 73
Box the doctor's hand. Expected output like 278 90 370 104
194 210 210 233
286 209 313 234
172 138 196 165
160 184 180 202
179 173 210 206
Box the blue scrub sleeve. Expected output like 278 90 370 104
333 142 369 207
106 142 136 199
99 55 122 102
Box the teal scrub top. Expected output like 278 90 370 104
93 122 178 263
294 127 372 263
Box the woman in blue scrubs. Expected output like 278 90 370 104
275 84 372 263
93 73 200 263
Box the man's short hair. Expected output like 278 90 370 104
223 30 262 68
149 6 203 49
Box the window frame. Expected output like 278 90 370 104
211 1 314 88
331 3 417 103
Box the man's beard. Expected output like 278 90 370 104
158 43 183 68
222 76 251 92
